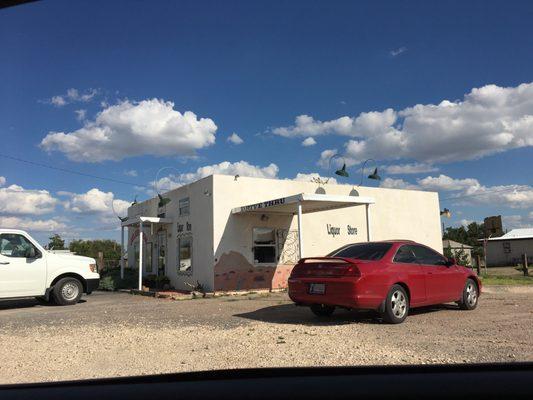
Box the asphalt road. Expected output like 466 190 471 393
0 289 532 384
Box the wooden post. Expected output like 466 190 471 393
523 253 529 277
475 255 481 275
97 251 104 271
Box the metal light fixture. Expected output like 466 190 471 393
357 159 381 186
328 154 349 178
111 199 128 222
158 193 171 208
131 195 138 206
440 208 451 218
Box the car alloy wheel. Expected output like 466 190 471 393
390 290 407 319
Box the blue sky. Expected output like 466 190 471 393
1 0 533 243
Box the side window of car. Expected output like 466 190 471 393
393 245 417 264
412 245 447 266
0 234 37 258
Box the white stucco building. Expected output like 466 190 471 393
122 174 443 292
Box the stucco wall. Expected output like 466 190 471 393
212 174 442 291
127 176 214 291
486 239 533 266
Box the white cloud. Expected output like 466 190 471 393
47 88 98 107
40 98 217 162
502 213 533 229
153 160 279 192
274 82 533 164
317 149 339 168
380 177 419 190
124 169 138 177
227 132 244 145
390 46 407 57
75 109 87 121
294 173 337 184
0 216 67 232
61 188 130 217
0 184 58 215
0 176 5 186
301 137 317 147
383 163 438 175
380 173 533 209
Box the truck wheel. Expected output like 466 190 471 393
52 277 83 306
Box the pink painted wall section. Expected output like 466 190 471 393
214 251 294 291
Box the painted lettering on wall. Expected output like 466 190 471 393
239 197 286 212
347 225 358 235
325 224 358 237
327 224 341 237
177 222 192 233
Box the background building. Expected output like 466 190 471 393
442 239 473 266
123 174 442 292
486 228 533 267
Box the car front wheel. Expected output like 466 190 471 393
382 284 409 324
458 278 479 310
52 277 83 306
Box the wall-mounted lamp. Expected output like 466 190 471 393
328 154 350 178
260 214 269 222
357 159 381 186
440 208 451 218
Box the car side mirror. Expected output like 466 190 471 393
446 257 456 267
25 247 36 259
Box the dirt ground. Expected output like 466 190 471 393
0 288 532 384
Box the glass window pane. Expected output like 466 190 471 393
329 243 392 260
253 228 275 245
178 236 192 273
254 246 276 264
412 245 447 265
393 245 417 264
179 197 190 216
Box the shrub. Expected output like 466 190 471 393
98 268 138 291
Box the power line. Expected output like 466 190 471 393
0 153 151 189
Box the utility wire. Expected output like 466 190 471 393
0 153 151 189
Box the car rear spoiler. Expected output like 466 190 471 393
298 257 354 264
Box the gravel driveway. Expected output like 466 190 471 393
0 289 532 384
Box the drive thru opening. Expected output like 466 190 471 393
232 193 375 260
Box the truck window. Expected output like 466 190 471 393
0 234 38 258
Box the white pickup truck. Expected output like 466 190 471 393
0 229 100 305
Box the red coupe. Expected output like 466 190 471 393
288 240 481 324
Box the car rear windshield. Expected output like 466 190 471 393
327 243 393 260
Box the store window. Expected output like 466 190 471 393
253 227 276 264
177 236 192 274
179 197 190 216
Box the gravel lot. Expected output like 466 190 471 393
0 288 532 384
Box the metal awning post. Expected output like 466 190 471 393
365 204 372 241
120 226 125 279
138 221 143 290
297 203 303 259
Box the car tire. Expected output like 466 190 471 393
52 277 83 306
458 278 479 310
382 284 409 324
310 304 335 317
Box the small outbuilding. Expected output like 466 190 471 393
442 239 473 266
122 174 443 292
486 228 533 267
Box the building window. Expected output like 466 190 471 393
253 227 276 264
503 241 511 253
177 235 192 274
179 197 190 216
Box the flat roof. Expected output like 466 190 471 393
121 216 174 227
232 193 375 215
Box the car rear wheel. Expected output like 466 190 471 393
382 284 409 324
310 304 335 317
52 277 83 306
458 278 478 310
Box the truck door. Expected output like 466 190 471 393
0 233 47 297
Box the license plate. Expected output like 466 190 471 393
309 283 325 295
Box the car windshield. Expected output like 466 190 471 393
328 243 393 260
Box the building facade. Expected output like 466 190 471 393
124 174 443 292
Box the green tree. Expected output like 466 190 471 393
444 246 471 267
69 239 121 264
443 222 485 259
48 234 65 250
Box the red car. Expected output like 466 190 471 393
288 240 481 324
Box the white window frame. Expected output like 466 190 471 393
179 197 190 216
252 227 278 266
177 234 193 275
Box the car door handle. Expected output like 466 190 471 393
0 261 10 265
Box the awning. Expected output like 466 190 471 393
121 216 174 227
232 193 375 215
